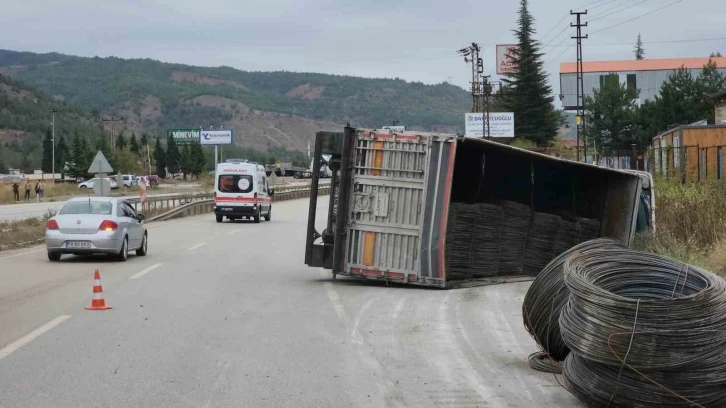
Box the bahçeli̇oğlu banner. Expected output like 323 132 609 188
465 113 515 138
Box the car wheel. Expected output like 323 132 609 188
264 206 271 221
136 233 148 256
253 208 261 223
216 215 223 223
48 252 61 261
294 172 302 179
80 185 87 189
116 236 128 262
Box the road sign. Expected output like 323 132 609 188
464 112 515 138
88 151 113 174
200 130 233 145
93 178 111 196
167 129 200 145
275 160 282 168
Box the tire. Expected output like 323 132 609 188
216 215 223 223
136 233 148 256
79 185 87 189
264 206 271 221
116 236 128 262
48 252 61 261
294 172 302 179
253 208 261 223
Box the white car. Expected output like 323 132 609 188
78 178 119 190
121 174 137 187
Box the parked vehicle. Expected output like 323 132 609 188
214 161 273 223
121 174 137 187
77 177 118 190
142 175 159 187
45 197 148 262
305 127 648 288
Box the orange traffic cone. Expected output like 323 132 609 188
85 269 112 310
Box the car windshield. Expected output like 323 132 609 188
59 200 113 215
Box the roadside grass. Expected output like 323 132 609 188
633 178 726 278
0 209 56 250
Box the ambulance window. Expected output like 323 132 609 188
218 175 253 193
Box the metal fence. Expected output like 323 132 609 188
647 145 726 182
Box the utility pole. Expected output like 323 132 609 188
102 117 124 152
50 109 57 183
458 43 484 113
571 10 588 162
482 76 493 139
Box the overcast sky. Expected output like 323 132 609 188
2 0 724 102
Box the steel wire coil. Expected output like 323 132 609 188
528 351 563 374
564 352 726 408
523 212 562 276
560 249 726 370
522 238 625 361
495 200 531 275
469 203 503 278
446 204 477 280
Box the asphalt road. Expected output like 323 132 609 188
0 198 580 408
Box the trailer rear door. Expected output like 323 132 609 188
342 130 456 286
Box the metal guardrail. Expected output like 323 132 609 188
145 186 331 222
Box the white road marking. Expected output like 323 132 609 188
226 229 241 235
129 263 163 280
0 248 45 261
187 242 207 251
320 269 348 324
0 315 72 361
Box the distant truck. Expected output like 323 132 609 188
304 127 652 288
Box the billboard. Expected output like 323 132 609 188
465 113 515 138
496 44 518 75
167 129 200 145
381 125 406 132
200 129 234 145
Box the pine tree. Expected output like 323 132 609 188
634 33 645 60
116 133 127 150
42 127 54 173
140 133 149 148
585 78 639 151
129 133 140 155
190 141 205 177
711 52 723 58
179 144 192 180
166 135 180 176
500 0 561 145
96 135 115 171
154 137 166 179
697 59 726 123
68 132 89 178
56 134 69 178
658 67 704 126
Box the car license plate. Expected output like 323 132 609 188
66 241 91 248
221 207 233 212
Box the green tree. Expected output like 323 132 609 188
154 137 166 178
179 144 192 180
114 148 140 174
711 52 723 58
166 135 180 175
115 133 127 150
68 132 89 178
96 134 115 171
658 67 704 127
42 127 53 173
140 133 148 148
56 134 69 178
634 33 645 60
0 158 7 174
585 76 640 152
129 133 140 155
190 141 205 177
500 0 561 145
696 58 726 123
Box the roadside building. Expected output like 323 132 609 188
651 125 726 182
559 57 726 109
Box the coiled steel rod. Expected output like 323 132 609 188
522 238 624 361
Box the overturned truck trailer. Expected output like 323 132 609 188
304 127 643 288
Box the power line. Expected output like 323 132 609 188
544 36 726 48
589 0 651 22
587 0 627 11
590 0 684 35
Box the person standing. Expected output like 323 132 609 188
12 181 20 201
24 180 31 200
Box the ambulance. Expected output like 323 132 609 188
213 159 273 223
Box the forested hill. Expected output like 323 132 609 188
0 49 471 147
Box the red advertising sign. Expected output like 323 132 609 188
496 44 519 75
